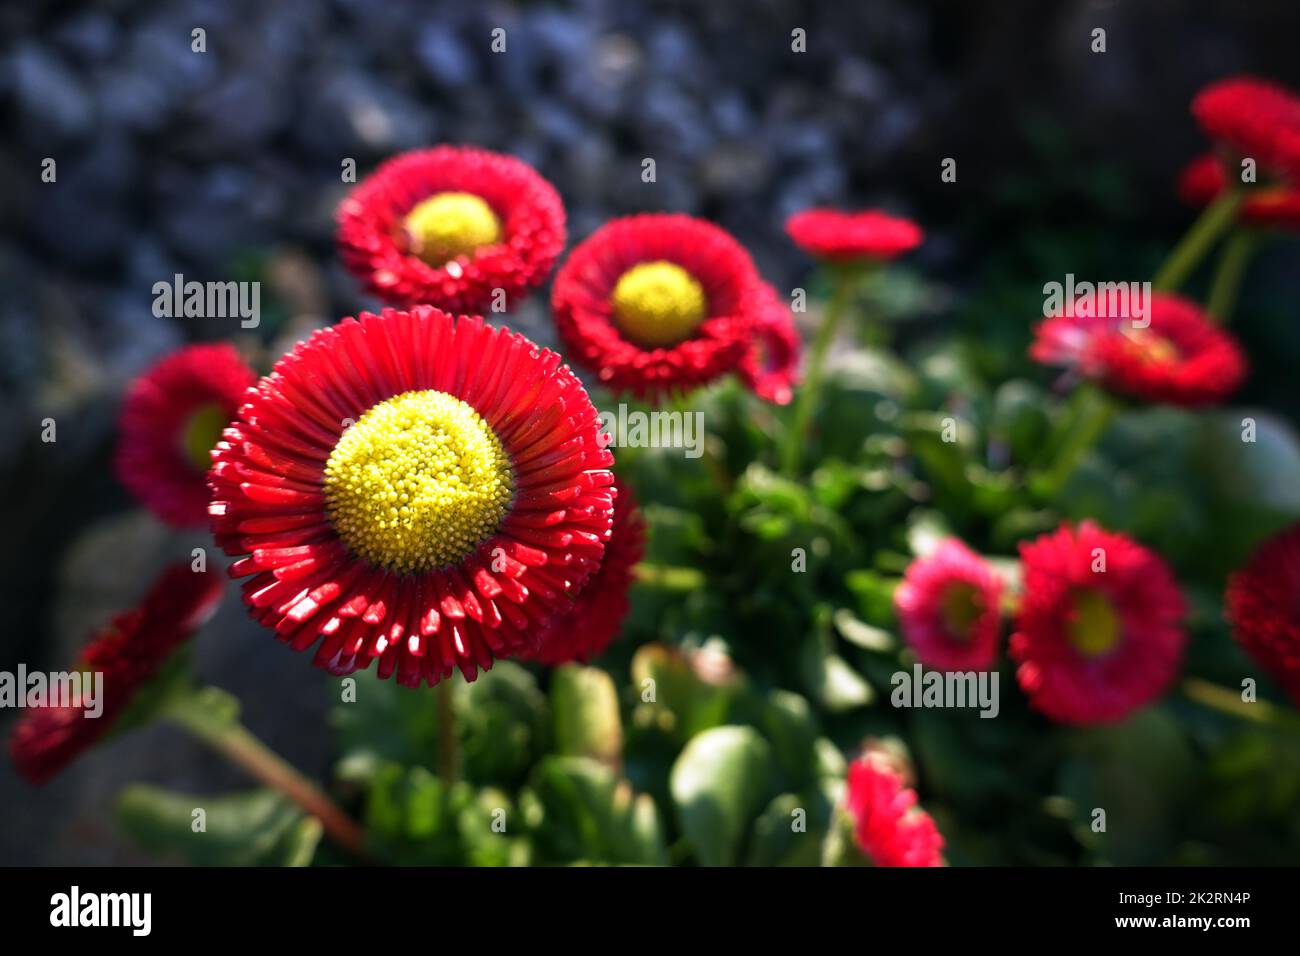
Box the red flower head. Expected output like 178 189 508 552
785 208 923 263
337 146 566 314
1030 292 1246 407
1192 76 1300 183
844 754 944 867
1177 153 1300 230
738 282 802 406
550 214 764 401
1225 522 1300 707
208 307 615 687
895 539 1003 672
1010 522 1187 725
523 479 645 666
9 563 223 784
115 343 256 528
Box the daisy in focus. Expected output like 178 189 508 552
208 306 615 687
337 146 566 314
550 213 768 401
523 479 646 666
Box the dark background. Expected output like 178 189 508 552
2 0 1299 864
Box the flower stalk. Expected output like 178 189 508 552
164 688 369 861
1152 188 1243 292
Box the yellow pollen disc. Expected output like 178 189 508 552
181 403 228 471
610 261 708 348
324 390 513 573
1067 589 1121 658
403 192 502 265
939 582 984 641
1123 327 1180 365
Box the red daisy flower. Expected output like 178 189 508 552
550 214 764 401
1225 522 1300 707
1029 292 1246 407
523 480 645 666
1192 76 1300 183
9 562 223 785
337 146 566 314
844 754 944 867
738 282 802 406
1010 521 1187 725
895 539 1003 672
208 306 615 687
785 208 923 263
115 343 256 528
1177 153 1300 230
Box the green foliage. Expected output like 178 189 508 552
115 787 320 866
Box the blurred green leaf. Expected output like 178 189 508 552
115 786 319 867
523 756 667 865
670 726 773 866
551 665 623 765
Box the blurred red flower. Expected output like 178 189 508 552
1011 522 1186 725
1225 522 1300 708
895 539 1003 672
9 562 223 784
1192 76 1300 183
845 754 944 867
115 343 255 528
1030 292 1246 407
785 208 923 262
1177 152 1300 230
738 282 802 406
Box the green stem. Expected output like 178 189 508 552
434 678 460 786
781 273 858 476
633 562 706 591
1182 677 1300 729
165 690 369 861
1205 230 1259 325
1031 385 1115 499
1151 188 1243 292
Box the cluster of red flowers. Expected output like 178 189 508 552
896 522 1187 726
13 75 1300 873
1177 77 1300 231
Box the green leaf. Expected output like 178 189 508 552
551 665 623 765
670 726 774 866
459 662 549 787
523 756 667 865
761 690 821 789
630 643 734 744
115 786 319 867
800 639 874 712
832 608 895 652
746 791 832 866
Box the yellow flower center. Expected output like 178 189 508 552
403 192 502 265
323 390 513 573
939 582 984 641
1122 327 1180 366
181 403 229 472
610 261 708 348
1067 589 1121 658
